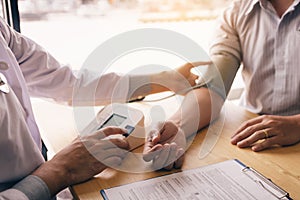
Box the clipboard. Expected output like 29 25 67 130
100 159 292 200
235 159 291 200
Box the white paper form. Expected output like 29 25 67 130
100 159 291 200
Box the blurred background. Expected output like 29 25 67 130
13 0 231 68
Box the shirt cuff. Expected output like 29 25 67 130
0 189 29 200
12 175 51 200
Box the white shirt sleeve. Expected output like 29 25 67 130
208 1 242 96
0 189 28 200
0 18 129 105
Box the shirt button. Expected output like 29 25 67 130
0 61 9 70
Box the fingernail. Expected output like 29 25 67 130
152 131 159 138
230 138 236 144
148 131 159 142
252 146 260 152
237 141 243 147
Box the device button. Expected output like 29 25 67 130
123 125 135 137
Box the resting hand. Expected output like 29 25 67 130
231 114 300 151
33 127 129 196
143 121 186 170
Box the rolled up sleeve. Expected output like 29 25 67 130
208 1 242 97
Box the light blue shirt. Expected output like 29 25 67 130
210 0 300 115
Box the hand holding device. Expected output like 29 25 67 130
82 103 145 151
33 127 129 197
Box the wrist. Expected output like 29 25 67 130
32 160 69 197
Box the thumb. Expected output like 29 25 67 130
147 121 165 141
146 130 161 145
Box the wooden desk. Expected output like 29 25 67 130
71 101 300 199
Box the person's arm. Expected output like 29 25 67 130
157 0 244 137
170 88 224 137
0 18 202 105
143 1 243 170
142 54 241 170
143 87 224 170
0 127 129 200
128 61 212 101
0 175 51 200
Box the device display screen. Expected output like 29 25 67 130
98 113 126 129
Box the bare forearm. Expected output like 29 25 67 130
128 73 167 100
128 62 206 100
169 87 224 138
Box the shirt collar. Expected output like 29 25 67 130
245 0 260 16
287 0 300 13
245 0 300 16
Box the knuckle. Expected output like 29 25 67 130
112 140 123 148
261 114 268 119
234 135 243 141
184 62 192 68
73 140 84 148
265 119 277 127
243 140 250 146
104 126 114 132
245 126 253 133
242 121 251 128
268 120 276 126
240 121 247 127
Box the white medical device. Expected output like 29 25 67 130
82 103 145 150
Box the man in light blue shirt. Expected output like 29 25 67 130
143 0 300 169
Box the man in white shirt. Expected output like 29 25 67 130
143 0 300 170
